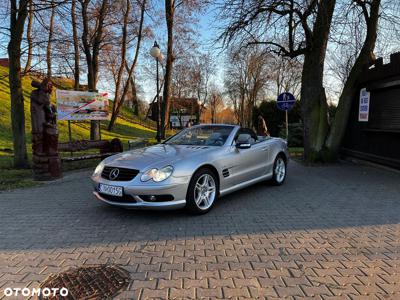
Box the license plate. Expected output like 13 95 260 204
99 183 123 197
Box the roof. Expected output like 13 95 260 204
171 97 199 111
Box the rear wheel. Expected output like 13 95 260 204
186 168 218 214
271 155 286 185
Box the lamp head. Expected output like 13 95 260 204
150 41 161 58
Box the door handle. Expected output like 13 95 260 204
262 147 269 151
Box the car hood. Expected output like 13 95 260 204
103 144 216 171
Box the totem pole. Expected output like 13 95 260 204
31 79 62 180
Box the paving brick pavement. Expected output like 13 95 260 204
0 161 400 299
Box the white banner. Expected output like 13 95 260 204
358 88 370 122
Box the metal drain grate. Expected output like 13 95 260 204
39 265 130 300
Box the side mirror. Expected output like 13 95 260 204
235 133 252 149
236 142 251 149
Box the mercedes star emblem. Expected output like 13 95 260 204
109 168 120 180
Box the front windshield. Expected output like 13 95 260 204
165 125 234 146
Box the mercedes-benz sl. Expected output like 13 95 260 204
91 124 288 214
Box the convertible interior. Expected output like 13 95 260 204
234 128 271 146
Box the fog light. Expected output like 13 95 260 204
149 195 156 202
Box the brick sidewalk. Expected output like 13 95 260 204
1 161 400 299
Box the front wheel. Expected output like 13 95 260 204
186 168 218 214
271 155 287 185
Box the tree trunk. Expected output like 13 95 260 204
124 62 139 114
108 0 145 131
8 0 29 168
71 0 80 90
324 0 380 160
24 0 33 74
240 90 245 126
47 0 55 78
301 0 335 162
301 52 329 162
129 77 139 115
81 0 108 140
161 0 174 139
108 0 130 131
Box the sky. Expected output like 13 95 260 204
1 1 399 105
137 2 226 104
0 1 351 104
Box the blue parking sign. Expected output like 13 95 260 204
277 92 296 111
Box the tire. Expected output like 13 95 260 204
270 154 287 186
186 168 219 214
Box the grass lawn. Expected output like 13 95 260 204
289 147 304 159
0 66 157 190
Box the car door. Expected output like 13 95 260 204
249 139 270 177
219 129 269 187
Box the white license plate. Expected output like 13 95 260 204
99 184 123 197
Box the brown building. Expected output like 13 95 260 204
0 58 9 68
342 52 400 169
150 97 202 129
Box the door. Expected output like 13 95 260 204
218 141 268 188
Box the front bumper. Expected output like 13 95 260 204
91 175 189 210
93 192 186 210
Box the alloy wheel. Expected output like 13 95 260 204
275 157 286 183
194 174 216 210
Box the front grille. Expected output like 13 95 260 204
98 193 137 203
101 166 139 181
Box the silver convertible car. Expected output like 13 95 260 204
91 124 288 214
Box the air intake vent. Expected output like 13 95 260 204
185 146 209 149
222 168 230 178
101 167 139 181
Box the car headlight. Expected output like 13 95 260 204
92 161 105 177
141 165 174 182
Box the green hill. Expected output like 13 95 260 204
0 65 157 188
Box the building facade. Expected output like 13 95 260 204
149 97 201 129
342 52 400 169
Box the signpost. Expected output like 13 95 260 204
277 92 296 140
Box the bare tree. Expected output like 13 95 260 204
126 67 139 115
160 0 204 138
71 0 80 90
271 56 302 99
192 52 215 123
219 0 336 161
161 0 175 139
23 0 33 74
208 86 224 124
108 0 147 131
80 0 109 140
46 0 55 78
219 0 391 162
107 0 130 130
8 0 29 168
225 47 270 127
325 0 382 159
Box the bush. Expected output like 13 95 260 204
254 100 302 142
278 122 304 147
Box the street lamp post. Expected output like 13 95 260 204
150 41 162 143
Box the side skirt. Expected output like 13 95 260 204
219 173 273 197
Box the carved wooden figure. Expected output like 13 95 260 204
30 79 62 180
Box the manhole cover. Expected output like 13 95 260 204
39 265 130 300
